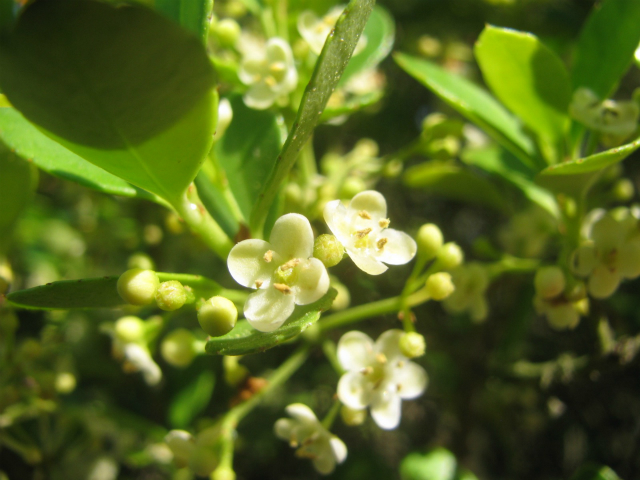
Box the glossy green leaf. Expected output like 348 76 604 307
541 136 640 175
155 0 213 43
194 171 240 239
570 464 621 480
404 161 507 212
572 0 640 98
340 5 395 84
474 26 571 162
205 288 337 356
461 147 559 217
0 0 217 204
0 108 161 203
168 370 215 428
394 53 538 169
0 145 35 252
251 0 375 232
400 448 457 480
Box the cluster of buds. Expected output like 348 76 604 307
116 269 194 312
533 266 588 330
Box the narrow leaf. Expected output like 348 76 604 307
168 370 215 428
205 289 337 356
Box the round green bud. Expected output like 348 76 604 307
115 315 146 343
225 0 247 18
353 138 379 158
331 282 351 311
425 135 460 159
382 159 403 178
437 242 464 270
426 272 455 301
155 281 187 311
55 372 77 394
339 177 367 199
198 296 238 337
612 178 635 202
214 18 240 48
340 405 367 426
0 258 13 294
417 223 444 260
117 269 159 306
127 252 155 271
546 303 580 330
534 266 565 299
223 355 249 387
314 234 345 268
161 329 197 368
399 332 426 358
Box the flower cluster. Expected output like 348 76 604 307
442 263 489 323
533 266 587 330
297 5 367 56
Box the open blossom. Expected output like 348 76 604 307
227 213 330 332
323 190 417 275
238 37 297 110
274 403 347 475
297 5 367 55
337 330 428 430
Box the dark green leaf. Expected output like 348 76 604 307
400 448 457 480
570 464 622 480
205 288 337 356
394 53 538 169
155 0 213 43
168 370 215 428
0 145 35 252
572 0 640 99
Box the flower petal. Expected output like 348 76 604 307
348 191 387 219
274 418 295 441
370 392 402 430
244 82 278 110
323 200 351 245
618 241 640 279
238 57 265 85
312 449 337 475
285 403 318 423
244 287 295 332
348 248 388 275
227 239 277 288
337 331 375 371
337 371 371 409
330 436 348 464
588 264 621 299
294 258 330 305
375 329 405 361
376 229 417 266
269 213 315 259
394 362 428 400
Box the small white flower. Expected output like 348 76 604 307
297 5 367 55
238 37 297 110
122 343 162 386
336 329 428 430
323 190 417 275
570 88 639 138
227 213 330 332
274 403 347 475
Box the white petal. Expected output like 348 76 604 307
394 362 428 400
227 239 277 288
274 418 295 440
312 449 337 475
294 258 330 305
337 371 371 409
375 329 405 361
348 191 387 219
269 213 315 259
323 200 351 245
572 243 598 276
376 229 417 266
244 83 278 110
588 265 621 299
285 403 318 423
329 436 348 464
266 37 294 64
591 214 624 252
337 331 375 371
370 393 402 430
348 248 388 275
244 287 296 332
238 57 265 85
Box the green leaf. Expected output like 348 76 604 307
194 171 240 239
540 136 640 175
340 5 395 84
572 0 640 99
403 161 507 212
461 147 559 218
393 53 538 169
400 448 457 480
0 145 34 252
250 0 375 232
474 26 571 162
168 370 215 428
205 288 337 356
0 0 217 204
0 108 161 203
155 0 214 44
570 464 622 480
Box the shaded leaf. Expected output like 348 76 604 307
168 370 215 428
155 0 213 43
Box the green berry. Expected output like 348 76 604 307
198 296 238 337
114 315 146 343
117 268 159 306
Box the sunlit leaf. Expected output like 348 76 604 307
155 0 213 43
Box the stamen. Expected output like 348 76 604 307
397 360 405 368
376 353 387 364
263 250 274 262
361 366 374 375
281 259 300 271
379 218 390 228
377 238 388 250
264 75 276 87
354 228 372 239
273 283 292 294
358 210 372 219
255 280 263 288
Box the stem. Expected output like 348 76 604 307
321 399 341 430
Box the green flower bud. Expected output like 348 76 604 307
223 355 249 387
339 177 367 199
340 405 367 426
424 135 460 159
437 242 464 270
127 252 155 271
612 178 635 202
399 332 426 358
534 266 566 299
331 281 351 311
426 272 455 301
382 159 403 178
313 234 345 268
115 315 146 343
214 18 240 48
117 268 159 306
198 296 238 337
155 281 187 311
161 329 198 368
417 223 443 260
55 372 77 394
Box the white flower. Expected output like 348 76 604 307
570 88 639 138
227 213 330 332
336 329 428 430
274 403 347 475
238 37 297 110
323 190 417 275
122 343 162 386
297 5 367 55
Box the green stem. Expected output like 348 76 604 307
321 399 341 430
321 339 343 374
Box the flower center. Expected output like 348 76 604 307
272 259 302 291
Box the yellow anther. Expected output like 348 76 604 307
264 250 274 262
379 218 390 228
354 228 372 239
358 210 372 219
273 283 292 294
270 61 286 73
255 280 263 288
376 353 387 364
264 75 277 87
361 366 374 375
377 238 388 250
281 259 300 271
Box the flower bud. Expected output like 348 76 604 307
214 18 241 48
437 242 464 269
612 178 635 202
161 329 198 368
339 177 367 199
165 430 195 468
0 257 13 294
340 405 367 426
330 282 351 311
127 252 155 271
196 297 236 338
426 272 455 301
313 234 345 268
399 332 426 358
417 223 443 260
155 281 188 311
223 355 249 387
534 266 566 299
55 372 77 394
424 136 460 159
115 315 146 343
117 269 159 306
546 303 580 330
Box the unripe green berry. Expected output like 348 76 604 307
198 296 238 337
161 329 197 368
417 223 444 260
214 18 240 48
155 281 187 311
340 405 367 426
115 315 146 343
117 268 159 306
426 272 455 301
313 234 345 268
437 242 464 269
399 332 426 358
534 266 566 299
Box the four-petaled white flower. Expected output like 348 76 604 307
238 37 298 110
274 403 347 475
297 5 367 55
337 329 428 430
324 190 417 275
228 213 330 332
